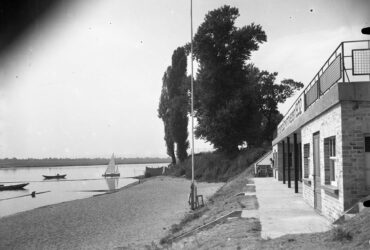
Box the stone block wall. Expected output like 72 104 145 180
301 104 344 221
341 101 370 210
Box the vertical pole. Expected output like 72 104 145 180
341 42 345 83
317 75 321 98
369 41 370 81
282 141 286 184
294 133 299 193
299 142 302 181
190 0 196 210
287 136 291 188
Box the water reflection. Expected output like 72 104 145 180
0 163 165 217
105 178 118 191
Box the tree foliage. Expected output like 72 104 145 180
159 5 304 159
168 47 189 162
158 68 176 164
158 47 189 163
252 66 304 142
192 5 267 153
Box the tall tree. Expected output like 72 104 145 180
158 68 176 164
252 66 304 142
192 5 267 154
167 47 189 162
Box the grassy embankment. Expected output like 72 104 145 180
166 147 269 182
160 147 370 249
160 148 263 248
155 147 267 248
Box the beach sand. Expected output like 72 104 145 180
0 176 223 250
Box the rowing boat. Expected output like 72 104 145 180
0 183 29 191
43 174 66 179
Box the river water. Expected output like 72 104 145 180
0 163 166 217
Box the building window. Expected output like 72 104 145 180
365 136 370 189
324 136 336 185
303 143 310 178
365 136 370 152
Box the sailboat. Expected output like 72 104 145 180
102 153 120 177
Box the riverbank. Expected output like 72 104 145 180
0 176 223 249
0 158 170 168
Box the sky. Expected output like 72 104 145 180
0 0 369 159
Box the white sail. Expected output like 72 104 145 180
105 153 118 175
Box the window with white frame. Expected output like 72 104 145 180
329 137 336 182
324 136 336 185
303 143 310 178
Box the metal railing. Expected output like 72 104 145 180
275 40 370 138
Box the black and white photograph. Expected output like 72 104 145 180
0 0 370 249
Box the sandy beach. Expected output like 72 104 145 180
0 176 223 250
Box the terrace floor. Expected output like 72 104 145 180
253 177 331 239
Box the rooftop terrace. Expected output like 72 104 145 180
273 40 370 143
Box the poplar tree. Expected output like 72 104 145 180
158 47 189 163
167 47 189 162
158 68 176 164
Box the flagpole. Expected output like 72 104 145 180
190 0 196 210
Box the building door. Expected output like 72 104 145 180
365 136 370 189
313 132 322 212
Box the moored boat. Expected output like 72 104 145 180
43 174 66 179
0 183 29 191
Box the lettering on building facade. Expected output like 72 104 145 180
277 96 303 135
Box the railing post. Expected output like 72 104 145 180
317 75 321 97
341 42 345 83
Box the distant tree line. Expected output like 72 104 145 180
0 157 171 168
158 5 303 160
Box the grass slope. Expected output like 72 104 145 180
167 147 268 182
160 150 370 249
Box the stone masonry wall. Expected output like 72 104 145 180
341 101 370 210
301 104 344 221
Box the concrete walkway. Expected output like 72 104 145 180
253 177 331 239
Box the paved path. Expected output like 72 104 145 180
253 177 331 239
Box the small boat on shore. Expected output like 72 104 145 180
144 166 165 178
43 174 66 179
0 183 29 191
102 153 120 177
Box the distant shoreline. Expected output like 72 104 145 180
0 158 171 168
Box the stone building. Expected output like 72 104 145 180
272 40 370 222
